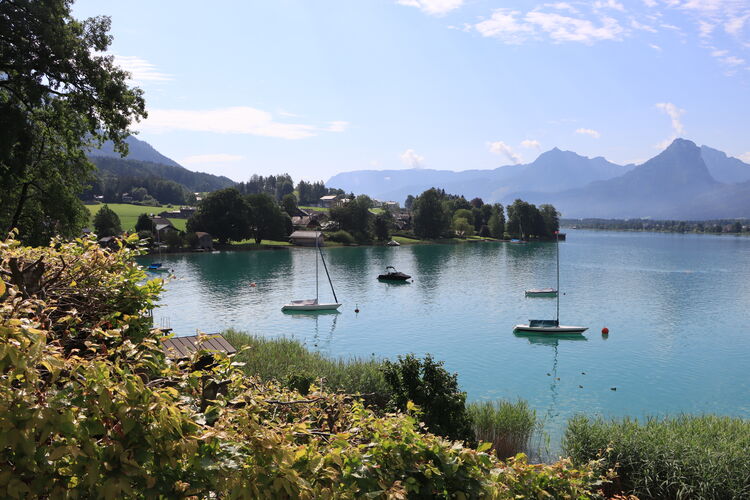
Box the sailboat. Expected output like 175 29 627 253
282 232 341 311
514 232 587 334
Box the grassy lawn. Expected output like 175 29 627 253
231 239 292 247
299 205 328 213
85 203 187 232
392 235 425 245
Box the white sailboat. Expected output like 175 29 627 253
514 232 587 334
282 232 341 312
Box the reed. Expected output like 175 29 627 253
563 414 750 499
223 329 391 403
466 399 537 459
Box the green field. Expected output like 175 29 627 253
85 203 187 232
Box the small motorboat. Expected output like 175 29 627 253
377 266 411 281
146 262 168 272
525 288 558 297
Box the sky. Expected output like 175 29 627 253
72 0 750 183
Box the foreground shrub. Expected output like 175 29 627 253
564 414 750 499
0 235 611 498
383 353 474 444
468 399 537 459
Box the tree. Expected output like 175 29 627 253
135 213 154 233
452 217 474 238
404 194 415 210
329 195 374 243
0 1 146 245
373 209 393 242
412 188 449 239
187 188 252 244
281 193 299 216
539 204 560 237
382 354 474 443
93 204 122 237
246 193 289 244
488 204 505 239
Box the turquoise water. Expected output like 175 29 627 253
144 230 750 445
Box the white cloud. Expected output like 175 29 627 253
739 152 750 163
721 55 746 65
396 0 463 16
650 43 663 50
400 149 425 168
631 19 658 32
112 55 172 84
643 0 657 7
593 0 626 12
488 141 522 164
475 10 534 43
576 128 601 138
181 154 244 165
725 14 749 35
521 139 541 149
544 2 578 12
476 9 625 44
698 20 716 37
656 102 686 135
326 121 349 132
139 106 343 140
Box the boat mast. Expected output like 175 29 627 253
315 231 319 301
556 231 560 324
317 232 339 303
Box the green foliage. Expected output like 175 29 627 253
187 188 251 244
93 204 122 237
0 237 611 499
488 204 506 239
564 414 750 499
467 400 537 459
373 209 393 241
328 230 356 245
412 188 450 239
246 193 289 244
382 354 474 443
0 0 146 244
329 195 374 243
452 217 474 238
281 193 299 216
506 199 558 240
134 213 154 233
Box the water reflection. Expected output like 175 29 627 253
283 309 340 354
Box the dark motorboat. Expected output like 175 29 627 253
377 266 411 281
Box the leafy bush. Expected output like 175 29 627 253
564 414 750 499
327 229 355 245
468 399 537 459
382 353 474 443
0 235 611 498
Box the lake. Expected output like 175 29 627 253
144 230 750 447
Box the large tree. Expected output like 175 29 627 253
246 193 289 244
93 204 122 237
187 188 252 244
412 188 450 239
0 0 146 245
329 195 374 243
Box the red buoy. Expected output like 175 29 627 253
601 327 609 335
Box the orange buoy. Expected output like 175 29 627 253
601 327 609 335
355 304 360 313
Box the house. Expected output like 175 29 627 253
289 230 324 247
150 216 177 241
291 216 319 229
97 236 119 249
121 193 134 203
383 201 400 211
194 232 214 251
158 206 196 219
319 195 339 208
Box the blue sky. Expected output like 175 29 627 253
73 0 750 183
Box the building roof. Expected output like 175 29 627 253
155 223 173 231
162 334 237 360
320 195 338 201
195 231 212 238
289 230 322 239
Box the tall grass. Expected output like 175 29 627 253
564 414 750 499
223 329 391 404
467 400 537 459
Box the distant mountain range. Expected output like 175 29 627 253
88 136 235 193
328 139 750 219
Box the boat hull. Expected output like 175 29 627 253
377 273 411 281
513 324 587 334
282 302 341 311
525 289 557 297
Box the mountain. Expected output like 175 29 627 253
87 136 235 193
327 148 627 204
539 139 750 219
90 135 182 167
700 145 750 184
